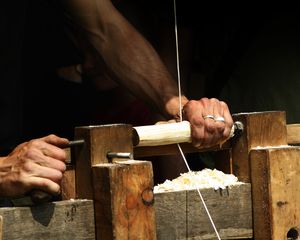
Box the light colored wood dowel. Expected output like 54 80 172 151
133 121 191 147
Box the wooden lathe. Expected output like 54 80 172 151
0 111 300 240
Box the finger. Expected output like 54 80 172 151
183 100 206 147
21 147 66 172
27 177 61 196
29 163 64 183
220 101 234 139
28 139 67 161
42 134 70 148
212 99 226 134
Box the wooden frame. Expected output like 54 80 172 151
1 111 300 239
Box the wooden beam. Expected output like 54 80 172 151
74 124 133 199
0 200 95 240
92 160 156 240
134 142 230 158
0 215 2 240
231 111 287 182
287 124 300 144
250 146 300 240
155 183 253 239
61 165 76 200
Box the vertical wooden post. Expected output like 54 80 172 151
250 147 300 239
92 161 156 240
74 124 133 199
0 215 2 240
73 124 156 240
231 111 287 182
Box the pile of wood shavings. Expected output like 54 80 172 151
154 168 242 193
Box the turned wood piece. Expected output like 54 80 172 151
133 121 191 146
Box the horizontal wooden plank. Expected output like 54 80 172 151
155 183 253 240
0 200 95 240
287 124 300 144
134 142 230 158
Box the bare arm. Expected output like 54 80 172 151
60 0 233 147
61 0 186 119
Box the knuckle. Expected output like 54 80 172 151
47 134 58 141
28 139 40 148
23 148 37 159
204 122 215 134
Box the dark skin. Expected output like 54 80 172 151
0 0 233 198
60 0 233 147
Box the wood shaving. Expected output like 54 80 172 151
154 168 242 193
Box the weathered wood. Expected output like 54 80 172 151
231 111 287 182
155 183 253 240
92 160 156 240
287 124 300 144
0 200 95 240
134 142 230 158
74 124 133 199
250 146 300 240
61 165 76 200
0 215 2 240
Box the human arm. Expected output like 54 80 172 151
60 0 233 147
61 0 184 118
0 134 69 198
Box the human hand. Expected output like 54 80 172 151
183 98 233 148
0 134 69 198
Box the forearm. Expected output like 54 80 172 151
61 0 188 119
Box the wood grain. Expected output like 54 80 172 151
231 111 287 182
92 160 156 240
250 147 300 240
61 165 76 200
74 124 133 199
155 183 253 240
0 216 2 240
0 200 95 240
287 124 300 144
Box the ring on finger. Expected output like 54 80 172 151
203 115 215 120
214 116 225 123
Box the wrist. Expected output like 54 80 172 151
164 96 189 121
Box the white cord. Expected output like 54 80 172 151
177 144 221 240
173 1 221 239
173 0 183 122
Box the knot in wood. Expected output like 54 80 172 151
141 188 154 206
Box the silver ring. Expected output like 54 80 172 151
214 116 225 123
203 115 215 120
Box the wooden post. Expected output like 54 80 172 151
74 124 133 199
231 111 287 182
0 215 2 240
92 160 156 240
73 124 156 240
250 147 300 240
